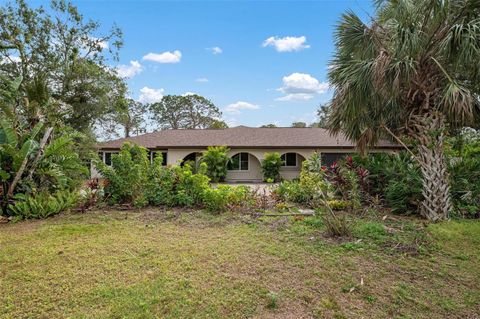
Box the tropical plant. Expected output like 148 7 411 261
446 129 480 217
261 152 283 182
328 0 480 221
8 189 79 220
275 155 333 207
96 143 151 207
353 153 423 214
200 146 230 182
0 76 87 217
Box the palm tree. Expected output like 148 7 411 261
328 0 480 221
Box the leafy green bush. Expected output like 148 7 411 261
202 185 254 212
326 199 351 210
275 156 333 207
326 156 367 208
352 153 422 214
261 152 283 182
172 163 210 207
9 190 79 220
96 143 151 207
200 146 230 182
446 131 480 217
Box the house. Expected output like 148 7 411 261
94 126 399 182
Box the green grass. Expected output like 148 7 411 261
0 209 479 318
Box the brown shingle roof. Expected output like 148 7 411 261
98 126 398 149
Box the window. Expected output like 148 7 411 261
228 153 249 171
281 153 297 167
150 151 168 166
322 153 348 167
104 152 118 166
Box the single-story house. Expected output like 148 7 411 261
94 126 399 182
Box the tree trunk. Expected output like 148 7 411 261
414 113 452 221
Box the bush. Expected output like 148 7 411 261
200 146 230 182
275 155 333 207
446 130 480 218
203 185 255 212
261 152 283 182
173 163 210 207
326 156 367 208
96 143 151 207
8 190 79 220
327 199 351 210
352 153 422 214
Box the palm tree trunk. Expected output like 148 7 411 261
414 113 452 221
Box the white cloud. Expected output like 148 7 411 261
224 101 260 114
207 46 223 55
143 50 182 63
116 60 143 78
276 93 315 101
262 36 310 52
196 77 209 83
183 92 197 96
138 87 164 104
276 72 329 101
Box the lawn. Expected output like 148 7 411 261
0 209 479 319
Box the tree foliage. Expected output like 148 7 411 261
328 0 480 220
0 0 126 133
0 76 88 217
261 152 283 182
150 94 222 130
101 98 147 139
200 146 230 182
291 122 307 128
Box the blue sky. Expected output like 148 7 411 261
30 0 374 127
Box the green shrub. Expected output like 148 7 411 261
261 152 283 182
446 130 480 218
326 199 351 210
203 185 254 212
200 146 230 182
9 190 79 220
96 143 151 207
275 157 333 207
352 153 422 214
173 163 210 207
202 185 233 212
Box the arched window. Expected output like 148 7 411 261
228 153 249 171
281 153 297 167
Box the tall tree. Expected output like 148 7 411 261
291 122 307 128
208 119 228 129
328 0 480 221
150 94 222 130
101 98 147 139
315 103 331 129
0 0 125 133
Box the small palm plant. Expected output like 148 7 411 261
328 0 480 221
200 146 230 182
